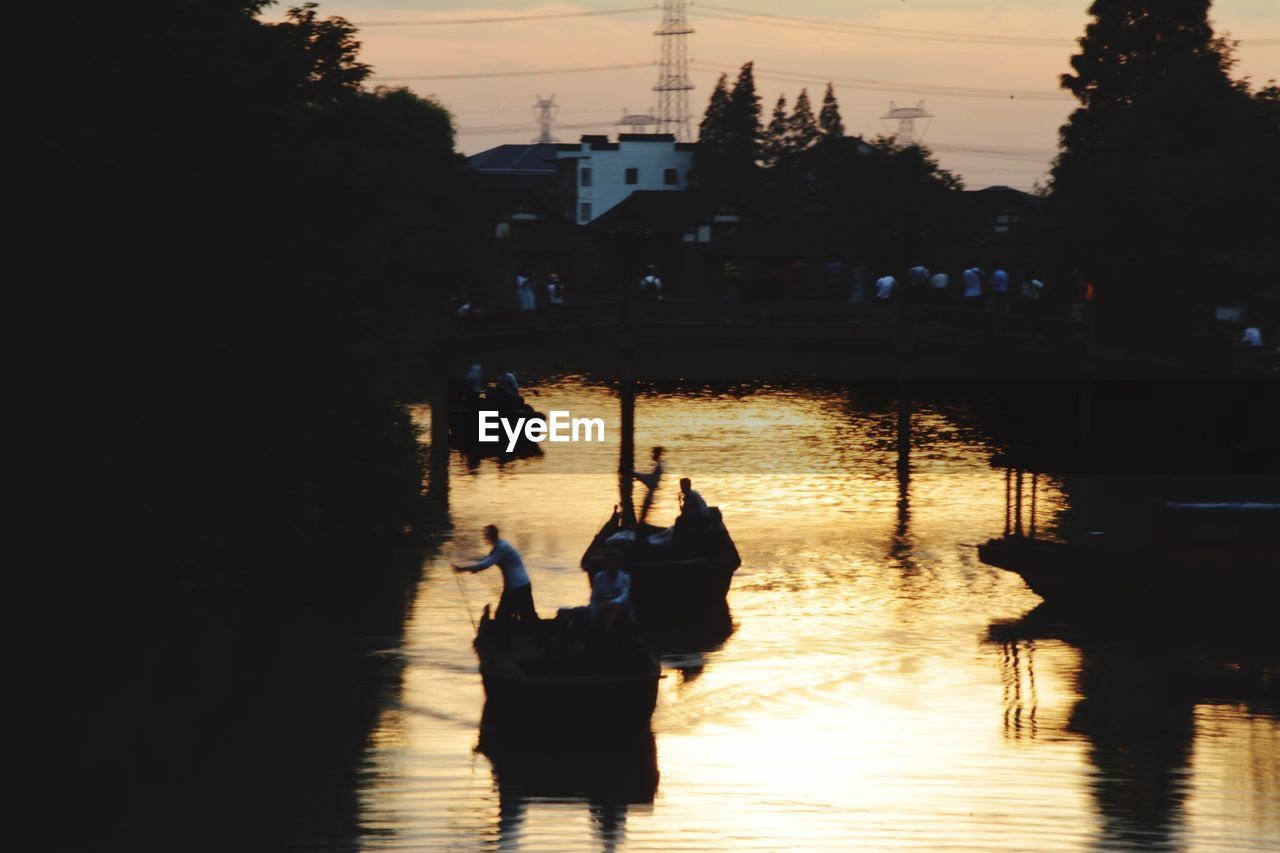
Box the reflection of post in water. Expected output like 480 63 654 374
896 377 912 536
985 609 1240 850
889 374 914 567
425 349 450 523
997 638 1039 741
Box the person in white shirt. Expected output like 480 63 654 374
546 273 565 307
589 563 633 632
453 525 537 628
962 266 984 304
1241 325 1263 347
639 266 663 302
515 273 536 312
633 446 665 526
875 275 896 301
929 272 950 301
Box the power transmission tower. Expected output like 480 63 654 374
881 101 933 147
653 0 694 140
532 94 559 143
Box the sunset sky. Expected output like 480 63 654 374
276 1 1280 190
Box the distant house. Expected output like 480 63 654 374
468 133 695 227
466 134 699 301
561 133 696 224
467 142 572 230
963 185 1040 237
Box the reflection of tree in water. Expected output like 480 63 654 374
988 605 1280 851
1068 643 1195 849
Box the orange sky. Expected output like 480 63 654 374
271 2 1280 191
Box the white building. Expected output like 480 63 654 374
557 133 695 225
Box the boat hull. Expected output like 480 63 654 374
581 512 741 626
475 615 659 737
979 534 1280 611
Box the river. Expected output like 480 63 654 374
344 375 1277 851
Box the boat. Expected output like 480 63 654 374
980 501 1280 610
448 390 545 455
474 607 660 736
580 506 741 626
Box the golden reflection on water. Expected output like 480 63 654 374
353 378 1279 850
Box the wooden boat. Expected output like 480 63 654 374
474 608 659 736
980 501 1280 610
581 507 741 626
448 391 545 455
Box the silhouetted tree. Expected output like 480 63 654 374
695 62 761 195
1048 0 1275 333
819 83 845 139
814 137 967 268
15 3 482 593
788 88 821 154
762 94 789 168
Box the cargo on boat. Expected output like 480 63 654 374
448 393 546 456
581 507 741 626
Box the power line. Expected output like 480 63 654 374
695 4 1280 47
929 143 1055 163
692 61 1072 102
370 62 654 82
460 120 617 135
695 5 1063 47
352 6 656 28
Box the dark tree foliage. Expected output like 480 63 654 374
788 89 821 154
762 95 790 168
813 138 968 267
1048 0 1278 332
819 83 845 140
694 62 762 195
14 3 481 592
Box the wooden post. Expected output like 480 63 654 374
1014 469 1024 536
1030 473 1038 539
619 347 636 526
1004 468 1012 537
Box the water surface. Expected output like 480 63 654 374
353 377 1278 850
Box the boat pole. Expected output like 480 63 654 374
453 569 477 631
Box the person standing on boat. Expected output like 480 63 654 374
633 446 665 527
453 525 537 629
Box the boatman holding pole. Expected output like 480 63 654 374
453 525 537 633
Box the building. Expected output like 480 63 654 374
468 133 695 227
560 133 695 225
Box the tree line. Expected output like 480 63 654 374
15 2 484 593
688 0 1280 340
